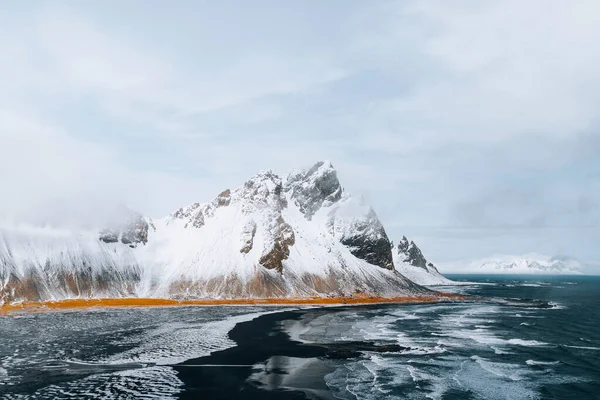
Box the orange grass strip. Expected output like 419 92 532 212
1 292 465 315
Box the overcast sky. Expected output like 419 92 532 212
1 1 599 269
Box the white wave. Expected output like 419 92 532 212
432 328 548 348
283 319 313 344
26 366 182 399
548 302 567 310
491 346 512 355
398 345 447 356
326 355 450 400
507 339 547 347
406 365 433 382
526 360 560 366
388 309 421 320
470 356 526 381
106 310 278 365
564 345 600 350
451 356 541 400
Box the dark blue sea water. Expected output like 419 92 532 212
314 275 600 399
0 275 598 399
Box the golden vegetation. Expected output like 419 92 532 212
0 292 465 315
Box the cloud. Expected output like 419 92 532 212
0 108 206 228
31 4 349 130
0 1 598 263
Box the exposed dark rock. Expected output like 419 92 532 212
239 171 288 213
406 242 427 269
341 235 394 270
259 216 295 272
216 189 231 207
339 209 394 270
240 220 257 254
173 203 205 228
397 236 439 272
285 161 343 219
398 235 410 253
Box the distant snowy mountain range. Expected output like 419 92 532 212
440 255 583 275
0 161 452 304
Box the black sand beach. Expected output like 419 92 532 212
173 307 406 399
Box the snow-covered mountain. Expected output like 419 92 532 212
393 236 455 285
0 161 451 304
441 254 583 275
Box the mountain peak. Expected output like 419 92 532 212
285 160 343 219
393 236 452 285
306 160 335 176
398 236 409 252
396 237 440 273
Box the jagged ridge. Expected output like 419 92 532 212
393 236 454 285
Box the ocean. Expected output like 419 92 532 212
1 275 599 399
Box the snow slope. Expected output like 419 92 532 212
1 161 434 303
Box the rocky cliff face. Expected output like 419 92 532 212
332 207 394 270
397 236 429 270
286 161 394 270
0 161 436 303
285 161 343 219
394 236 453 285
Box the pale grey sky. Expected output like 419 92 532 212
1 1 599 269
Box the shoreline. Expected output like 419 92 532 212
173 307 394 399
0 291 464 315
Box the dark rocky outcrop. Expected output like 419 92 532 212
240 220 257 254
259 216 295 272
397 236 441 273
335 207 395 270
216 189 231 207
172 202 205 228
341 231 394 270
397 236 427 269
172 189 231 229
285 161 343 219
